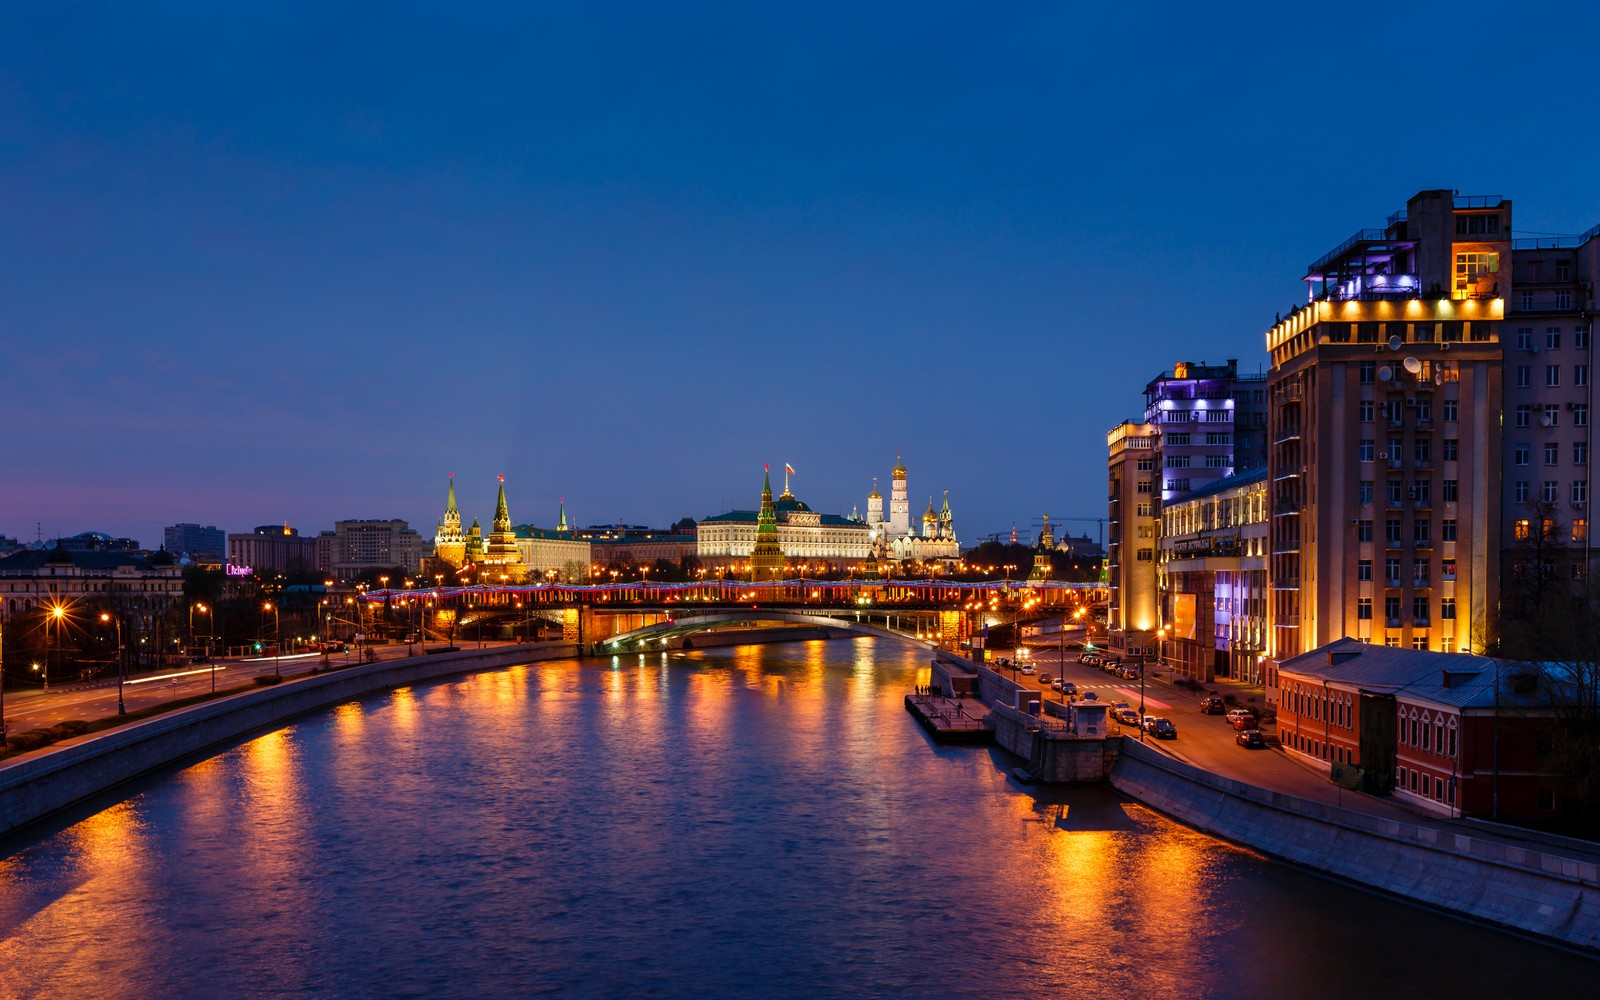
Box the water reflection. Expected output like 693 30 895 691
0 639 1593 998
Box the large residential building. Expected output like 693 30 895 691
163 523 226 566
1106 421 1159 656
1499 224 1600 613
1157 469 1268 684
228 525 319 577
1143 359 1268 507
1265 190 1508 679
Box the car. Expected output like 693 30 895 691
1148 718 1177 739
1060 681 1077 695
1109 700 1131 716
1113 707 1141 726
1231 715 1259 731
1038 673 1053 686
1236 729 1266 749
1051 679 1064 692
1199 696 1227 715
1081 691 1099 701
1226 707 1256 724
1141 715 1158 732
1020 663 1035 675
1079 653 1099 666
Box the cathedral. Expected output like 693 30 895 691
865 453 959 565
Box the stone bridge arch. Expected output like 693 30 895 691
599 610 934 652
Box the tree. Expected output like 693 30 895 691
1505 498 1569 619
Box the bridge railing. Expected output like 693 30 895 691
359 578 1107 609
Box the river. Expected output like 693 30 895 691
0 638 1593 997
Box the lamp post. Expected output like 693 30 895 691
46 604 66 691
100 613 125 715
193 603 213 692
263 601 280 677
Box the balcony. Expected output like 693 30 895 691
1385 617 1403 629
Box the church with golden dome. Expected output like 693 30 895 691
864 453 958 565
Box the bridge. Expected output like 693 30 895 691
358 578 1107 652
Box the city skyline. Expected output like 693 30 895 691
6 5 1600 545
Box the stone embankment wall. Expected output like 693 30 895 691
1111 738 1600 953
990 704 1121 783
0 642 579 838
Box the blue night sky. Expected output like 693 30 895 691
5 2 1600 548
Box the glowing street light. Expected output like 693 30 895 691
100 612 125 715
263 601 281 677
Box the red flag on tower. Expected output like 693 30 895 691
785 464 796 475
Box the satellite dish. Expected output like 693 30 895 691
1388 335 1403 351
1378 366 1394 382
1434 371 1444 385
1403 357 1422 375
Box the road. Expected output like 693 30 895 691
0 640 514 742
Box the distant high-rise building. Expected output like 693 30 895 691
228 525 317 576
1142 359 1267 507
164 523 225 565
1107 421 1160 649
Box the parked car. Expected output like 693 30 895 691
1080 653 1099 666
1149 718 1178 739
1141 715 1158 732
1081 691 1099 701
1038 673 1053 686
1225 707 1256 723
1231 715 1259 731
1109 701 1131 716
1236 729 1266 749
1199 696 1226 715
1060 681 1077 696
1051 679 1064 692
1113 707 1141 726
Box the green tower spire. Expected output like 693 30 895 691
749 464 785 580
493 476 511 534
557 498 569 534
446 474 458 515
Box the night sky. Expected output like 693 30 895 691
6 3 1600 548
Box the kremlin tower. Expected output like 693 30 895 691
435 474 465 566
749 466 785 580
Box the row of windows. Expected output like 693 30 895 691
1513 406 1589 430
1357 597 1456 622
1399 711 1458 756
1352 519 1457 543
1512 518 1588 542
1356 558 1457 583
1518 290 1577 311
1512 364 1588 388
1397 767 1456 806
1511 480 1588 504
1514 325 1590 350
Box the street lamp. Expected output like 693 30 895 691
45 604 66 691
100 613 125 715
263 601 281 677
192 603 214 692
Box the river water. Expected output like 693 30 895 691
0 638 1593 998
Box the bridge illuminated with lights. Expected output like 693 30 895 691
358 578 1107 651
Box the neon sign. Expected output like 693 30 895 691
227 564 253 577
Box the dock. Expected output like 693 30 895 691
904 694 993 744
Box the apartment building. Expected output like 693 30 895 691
1106 421 1159 653
1265 190 1507 686
1157 469 1268 684
1500 225 1600 612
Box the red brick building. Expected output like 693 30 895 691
1277 638 1564 821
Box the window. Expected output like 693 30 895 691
1456 215 1502 236
1385 596 1401 622
1359 480 1374 504
1443 399 1458 423
1514 480 1530 503
1515 444 1530 466
1517 328 1534 350
1520 291 1535 311
1359 439 1375 462
1544 480 1560 503
1443 519 1458 542
1443 439 1458 462
1516 366 1532 389
1357 519 1373 542
1359 400 1374 422
1358 559 1372 581
1575 519 1589 543
1137 480 1152 494
1547 327 1562 350
1414 520 1431 545
1576 404 1589 428
1166 433 1191 446
1358 598 1372 621
1204 454 1229 468
1136 548 1153 561
1441 597 1456 620
1574 480 1588 505
1360 361 1375 384
1514 518 1530 541
1443 479 1458 502
1136 457 1154 472
1413 480 1431 505
1556 291 1573 309
1577 365 1589 388
1548 408 1560 428
1548 364 1562 387
1386 519 1402 544
1387 480 1402 505
1204 432 1230 445
1516 405 1532 428
1545 442 1560 465
1578 326 1590 349
1442 558 1456 579
1414 439 1431 463
1416 398 1431 422
1557 261 1572 282
1385 557 1401 584
1454 251 1499 297
1166 455 1190 468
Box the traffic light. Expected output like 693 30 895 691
253 642 263 653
